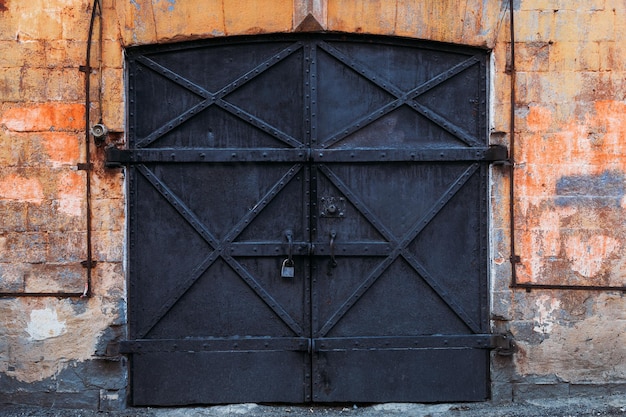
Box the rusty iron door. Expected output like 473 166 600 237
111 35 504 406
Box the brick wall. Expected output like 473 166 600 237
0 0 125 409
0 0 624 409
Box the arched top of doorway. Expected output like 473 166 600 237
115 1 508 49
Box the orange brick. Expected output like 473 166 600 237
47 232 86 262
27 199 84 232
577 41 601 71
45 69 84 101
102 67 123 104
23 263 85 293
154 0 225 40
515 9 554 42
0 103 84 132
115 0 158 46
599 41 625 71
0 201 28 233
16 67 50 102
223 0 292 35
328 0 396 35
61 5 92 41
514 42 551 72
39 132 82 167
91 198 124 232
548 41 579 72
0 68 22 102
90 169 124 199
0 173 44 203
0 40 46 68
585 9 615 41
55 170 85 218
14 7 63 40
0 131 27 167
101 100 124 132
45 40 86 68
0 232 47 263
0 12 18 41
102 40 123 69
552 10 579 42
0 262 26 292
92 230 123 262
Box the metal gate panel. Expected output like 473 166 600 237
309 37 490 402
116 35 501 406
313 349 489 403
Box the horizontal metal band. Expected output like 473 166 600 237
119 337 310 354
119 334 510 354
106 146 508 166
228 242 392 257
314 335 505 351
312 146 507 162
106 148 309 166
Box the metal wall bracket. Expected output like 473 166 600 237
485 144 509 164
105 147 129 168
81 260 97 268
491 334 515 356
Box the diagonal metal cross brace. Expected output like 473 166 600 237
134 164 306 338
134 42 303 148
317 41 482 148
216 99 304 148
316 163 481 336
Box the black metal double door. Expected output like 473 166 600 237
115 35 502 406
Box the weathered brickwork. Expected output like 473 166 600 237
0 0 624 409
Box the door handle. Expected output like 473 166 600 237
329 230 337 268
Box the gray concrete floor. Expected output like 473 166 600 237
2 395 626 417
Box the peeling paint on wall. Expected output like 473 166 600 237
565 235 621 278
533 295 560 335
556 171 625 208
26 307 66 340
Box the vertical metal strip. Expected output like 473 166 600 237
302 41 314 402
127 59 139 340
479 57 490 331
480 164 489 331
308 41 321 401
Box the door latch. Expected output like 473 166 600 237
281 230 295 278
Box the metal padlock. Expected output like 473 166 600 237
281 258 295 278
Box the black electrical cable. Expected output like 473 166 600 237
80 0 102 298
508 0 519 287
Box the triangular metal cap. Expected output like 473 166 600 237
295 12 325 32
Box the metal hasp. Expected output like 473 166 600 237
121 35 495 406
